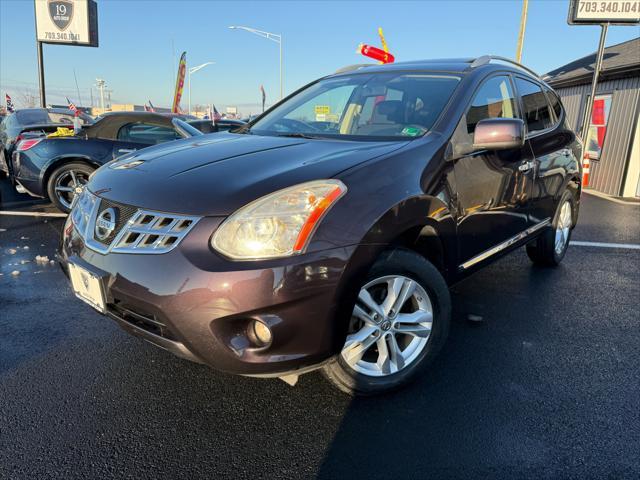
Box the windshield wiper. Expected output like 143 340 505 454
276 132 325 140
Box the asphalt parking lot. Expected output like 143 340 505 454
1 179 638 479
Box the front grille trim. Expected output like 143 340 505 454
94 198 138 246
72 190 200 255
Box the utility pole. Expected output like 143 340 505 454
73 69 82 107
580 24 609 140
515 0 529 63
229 26 283 99
33 2 46 107
95 78 106 111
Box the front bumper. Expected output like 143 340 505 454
59 216 363 376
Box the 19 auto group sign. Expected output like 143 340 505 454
35 0 99 46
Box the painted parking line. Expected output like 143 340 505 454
0 211 68 218
571 241 640 250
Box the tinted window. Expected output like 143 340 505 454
544 87 563 121
15 109 92 126
117 123 180 145
466 76 517 135
250 73 461 139
515 78 553 133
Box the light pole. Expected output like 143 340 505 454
188 62 215 115
229 25 283 100
515 0 529 63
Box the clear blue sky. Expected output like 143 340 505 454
1 0 638 113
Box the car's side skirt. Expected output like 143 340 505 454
458 218 551 271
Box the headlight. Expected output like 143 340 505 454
211 179 347 260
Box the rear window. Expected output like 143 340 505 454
515 78 553 134
15 109 92 126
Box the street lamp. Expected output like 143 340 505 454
229 25 283 100
188 61 215 115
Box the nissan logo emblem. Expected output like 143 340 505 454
95 207 117 241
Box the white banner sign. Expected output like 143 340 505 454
35 0 98 46
569 0 640 24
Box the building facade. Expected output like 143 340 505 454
545 38 640 198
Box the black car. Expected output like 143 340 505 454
0 108 94 178
10 111 201 212
60 57 582 395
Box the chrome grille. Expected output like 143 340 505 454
95 198 139 246
71 189 200 255
110 210 197 253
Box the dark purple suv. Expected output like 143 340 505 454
60 57 582 395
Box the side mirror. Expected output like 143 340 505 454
473 118 525 150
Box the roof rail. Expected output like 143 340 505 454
333 63 375 74
469 55 541 79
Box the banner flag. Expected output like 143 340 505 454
172 52 187 113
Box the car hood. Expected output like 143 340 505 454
89 133 409 216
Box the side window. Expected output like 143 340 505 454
466 75 517 136
515 78 553 134
117 123 180 145
544 87 563 121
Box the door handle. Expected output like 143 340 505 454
118 148 135 154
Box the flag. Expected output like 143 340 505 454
148 100 156 113
66 97 78 113
212 104 222 122
5 93 14 113
172 52 187 113
260 85 266 113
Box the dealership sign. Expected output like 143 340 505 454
35 0 99 46
568 0 640 24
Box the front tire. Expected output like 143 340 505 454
46 162 94 213
526 190 576 267
323 248 451 396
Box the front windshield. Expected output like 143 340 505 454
249 72 461 140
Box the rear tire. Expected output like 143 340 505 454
46 162 94 213
526 190 576 267
322 248 451 396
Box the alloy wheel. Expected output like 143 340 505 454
554 201 572 255
54 170 89 210
341 275 433 377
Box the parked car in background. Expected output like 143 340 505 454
187 117 246 133
10 112 201 212
0 108 94 178
60 57 581 395
93 112 245 134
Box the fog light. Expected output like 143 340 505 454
249 320 272 347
